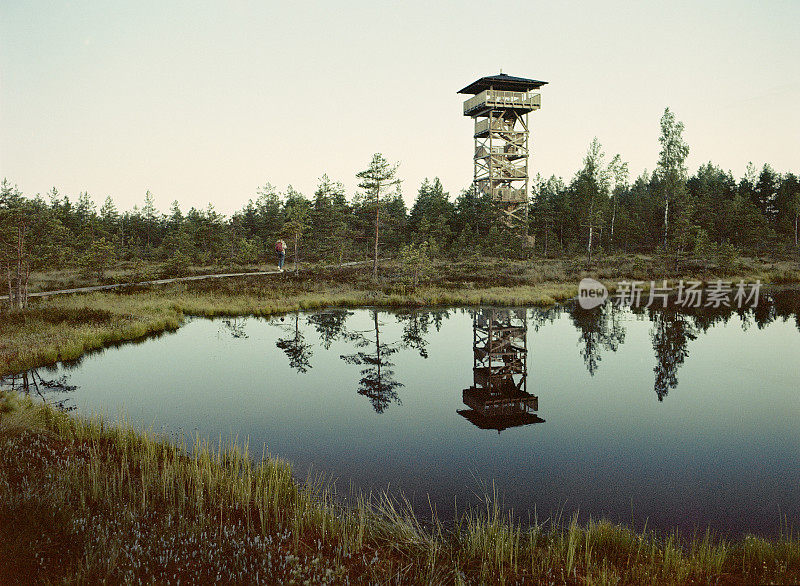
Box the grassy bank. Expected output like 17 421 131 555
3 255 799 378
18 253 800 295
1 392 798 584
2 256 800 583
1 258 585 377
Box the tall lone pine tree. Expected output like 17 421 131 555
356 153 400 279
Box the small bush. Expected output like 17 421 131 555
79 238 116 280
398 242 433 289
160 253 191 278
128 260 158 284
717 243 739 272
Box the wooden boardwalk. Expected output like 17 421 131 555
0 260 373 302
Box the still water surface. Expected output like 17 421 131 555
7 292 800 536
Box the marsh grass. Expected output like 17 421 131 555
5 256 797 378
1 393 799 584
0 265 581 377
2 257 800 582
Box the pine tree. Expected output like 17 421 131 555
310 175 349 261
283 186 311 273
142 190 159 251
356 154 400 279
99 196 119 241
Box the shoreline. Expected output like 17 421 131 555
2 269 798 379
1 391 798 583
2 264 800 582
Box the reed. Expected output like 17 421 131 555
1 393 799 584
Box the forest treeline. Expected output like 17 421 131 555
1 109 799 306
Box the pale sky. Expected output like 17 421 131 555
1 0 798 214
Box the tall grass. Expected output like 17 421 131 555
2 258 800 581
2 393 799 584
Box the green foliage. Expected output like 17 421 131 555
233 237 261 265
398 241 433 288
80 237 116 279
357 153 400 278
657 107 690 252
574 137 610 261
1 104 799 280
128 258 158 283
408 178 454 257
692 227 715 259
283 187 311 234
716 242 738 272
308 175 350 262
0 180 66 307
160 251 191 278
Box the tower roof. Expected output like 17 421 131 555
458 73 548 95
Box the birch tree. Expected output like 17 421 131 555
656 108 690 248
607 153 629 248
575 138 610 262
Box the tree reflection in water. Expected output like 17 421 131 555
218 317 249 339
274 312 313 374
648 310 698 401
0 369 77 410
3 293 796 421
567 302 626 376
307 309 354 349
340 309 403 413
394 309 450 359
299 292 798 408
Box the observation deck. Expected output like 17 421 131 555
464 89 541 116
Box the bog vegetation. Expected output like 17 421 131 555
1 109 798 308
2 393 799 584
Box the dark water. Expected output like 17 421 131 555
6 291 800 537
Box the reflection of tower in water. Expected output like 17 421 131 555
458 308 544 432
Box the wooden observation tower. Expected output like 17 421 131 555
459 73 547 234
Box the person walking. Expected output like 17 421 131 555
275 239 286 271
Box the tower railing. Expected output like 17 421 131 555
474 117 527 136
463 89 541 115
476 165 528 180
475 184 527 202
475 145 527 158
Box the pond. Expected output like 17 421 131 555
5 290 800 537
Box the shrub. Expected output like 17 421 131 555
160 252 191 278
79 238 115 280
717 243 738 272
398 242 433 288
